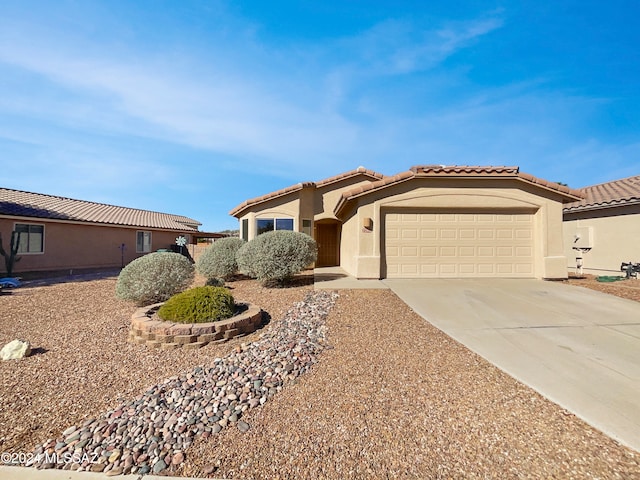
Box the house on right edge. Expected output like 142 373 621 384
563 175 640 275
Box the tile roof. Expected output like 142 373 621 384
563 175 640 213
335 165 583 216
0 188 201 231
229 167 385 217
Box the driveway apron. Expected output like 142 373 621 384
383 278 640 452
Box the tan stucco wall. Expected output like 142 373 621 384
338 178 570 280
0 217 188 274
563 205 640 275
314 177 380 221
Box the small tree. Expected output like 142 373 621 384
0 231 22 277
236 231 317 286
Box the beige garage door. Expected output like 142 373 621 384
384 211 535 278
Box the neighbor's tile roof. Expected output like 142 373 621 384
563 175 640 213
0 188 201 231
229 167 385 217
334 165 583 216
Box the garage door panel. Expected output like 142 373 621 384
478 264 495 274
515 263 534 274
478 246 495 257
440 246 456 257
421 246 437 256
421 228 437 239
459 229 476 239
459 246 475 256
441 229 457 240
385 211 535 278
478 229 495 239
402 246 418 257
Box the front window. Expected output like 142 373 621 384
242 219 249 241
257 218 294 235
15 223 44 254
302 219 312 236
136 231 152 253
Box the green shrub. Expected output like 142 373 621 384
196 237 245 280
157 286 235 323
115 252 195 306
236 230 317 285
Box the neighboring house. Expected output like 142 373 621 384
0 188 202 274
563 175 640 275
230 165 583 279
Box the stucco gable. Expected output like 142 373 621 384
334 165 583 217
229 167 385 218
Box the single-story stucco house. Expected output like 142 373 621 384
0 187 204 274
563 175 640 275
230 165 583 279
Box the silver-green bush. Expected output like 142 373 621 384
236 231 317 285
115 252 195 306
196 237 245 280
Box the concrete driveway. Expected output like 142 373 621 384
383 278 640 452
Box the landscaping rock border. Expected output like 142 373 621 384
128 303 263 349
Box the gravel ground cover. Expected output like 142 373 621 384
0 271 639 479
0 272 313 458
564 274 640 302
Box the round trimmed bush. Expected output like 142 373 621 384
157 286 235 323
236 230 317 285
115 252 195 306
196 237 245 280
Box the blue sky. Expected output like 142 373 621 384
1 1 639 231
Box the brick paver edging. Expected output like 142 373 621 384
127 303 263 350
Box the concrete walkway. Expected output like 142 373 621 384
313 267 388 290
383 278 640 452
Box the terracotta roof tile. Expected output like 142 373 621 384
229 167 385 217
335 165 583 216
564 175 640 213
315 166 385 187
0 188 201 231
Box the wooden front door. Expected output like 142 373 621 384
315 223 340 267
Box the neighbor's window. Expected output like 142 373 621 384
302 219 312 236
257 218 294 235
15 223 44 254
136 231 152 253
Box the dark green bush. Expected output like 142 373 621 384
157 286 235 323
115 252 194 306
205 277 225 287
236 230 317 286
196 237 245 280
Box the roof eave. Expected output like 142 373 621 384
229 182 313 218
563 198 640 214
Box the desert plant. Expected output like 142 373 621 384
0 231 22 276
236 230 317 286
206 277 225 287
157 286 235 323
115 252 194 306
196 237 245 280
